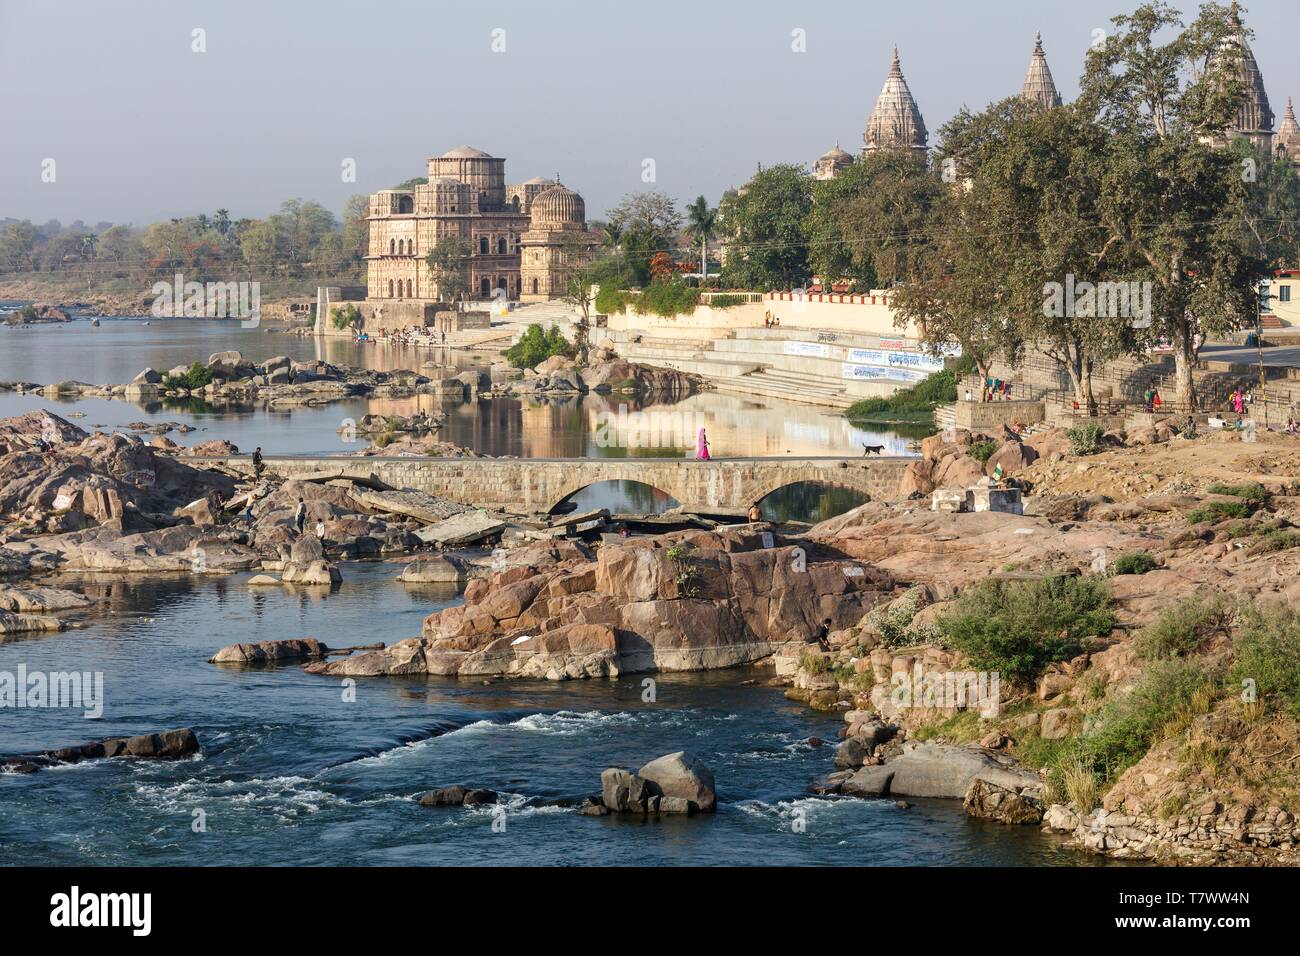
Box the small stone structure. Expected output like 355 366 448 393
931 479 1023 516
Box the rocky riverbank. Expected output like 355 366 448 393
9 392 1300 865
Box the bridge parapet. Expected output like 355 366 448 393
209 455 913 514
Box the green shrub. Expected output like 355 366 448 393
330 303 360 330
704 293 748 309
1207 482 1267 502
161 361 214 391
1230 601 1300 717
633 280 700 318
844 355 974 423
595 285 630 316
867 585 937 649
799 651 831 675
506 324 570 369
1252 529 1300 554
969 439 998 464
1186 500 1253 524
937 576 1115 686
1134 595 1232 660
1066 423 1104 456
1066 659 1216 783
1110 551 1157 576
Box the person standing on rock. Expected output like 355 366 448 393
252 447 264 481
695 428 710 461
294 498 307 536
747 501 762 523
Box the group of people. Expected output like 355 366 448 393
354 326 449 349
1142 387 1164 413
762 312 781 328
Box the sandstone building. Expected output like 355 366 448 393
365 146 595 304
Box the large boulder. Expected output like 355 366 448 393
636 751 717 813
985 440 1038 476
881 743 1041 799
963 778 1044 825
398 554 473 584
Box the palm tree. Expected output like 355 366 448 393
685 195 717 279
601 220 623 253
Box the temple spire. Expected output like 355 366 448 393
1021 32 1062 109
863 46 928 158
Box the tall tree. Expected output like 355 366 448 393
684 195 717 278
718 163 812 289
425 235 474 303
1078 0 1268 408
607 190 681 285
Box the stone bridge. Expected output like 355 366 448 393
228 455 912 515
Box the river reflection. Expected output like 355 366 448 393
1 317 920 520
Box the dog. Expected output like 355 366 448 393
861 443 884 456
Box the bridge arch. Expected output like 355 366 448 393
544 461 695 514
551 478 681 515
753 479 873 523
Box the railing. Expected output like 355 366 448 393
698 292 763 305
961 378 1042 402
1043 389 1133 417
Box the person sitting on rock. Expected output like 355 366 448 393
815 619 832 651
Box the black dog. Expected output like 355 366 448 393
862 443 884 456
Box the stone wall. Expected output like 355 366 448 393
954 400 1045 430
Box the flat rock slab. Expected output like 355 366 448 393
0 585 95 614
881 743 1041 799
349 487 466 524
210 637 329 665
415 511 507 547
0 610 64 634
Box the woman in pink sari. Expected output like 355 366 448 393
1232 389 1245 416
695 428 710 461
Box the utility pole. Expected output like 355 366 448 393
1257 279 1270 429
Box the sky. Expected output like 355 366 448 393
2 0 1298 226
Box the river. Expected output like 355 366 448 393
0 314 1096 867
0 563 1094 866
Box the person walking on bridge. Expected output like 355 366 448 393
695 428 710 461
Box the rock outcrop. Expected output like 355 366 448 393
598 751 716 814
1 728 200 773
306 528 895 680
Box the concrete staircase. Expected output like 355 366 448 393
710 367 851 407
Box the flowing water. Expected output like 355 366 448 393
0 563 1095 867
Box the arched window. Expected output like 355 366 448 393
479 236 489 255
480 277 490 297
532 278 539 295
388 279 394 297
497 237 507 255
389 239 395 255
406 279 413 297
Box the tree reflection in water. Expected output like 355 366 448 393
758 482 869 524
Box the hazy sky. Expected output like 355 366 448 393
3 0 1298 226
